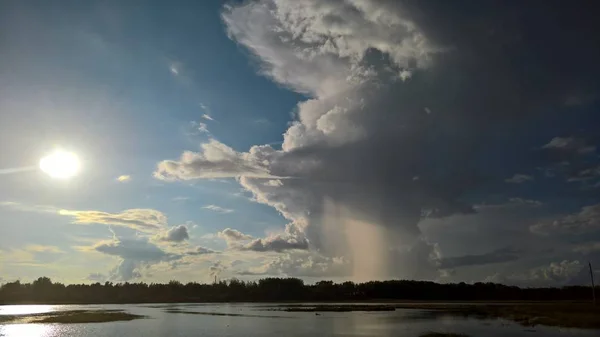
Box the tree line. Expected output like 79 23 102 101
0 277 597 304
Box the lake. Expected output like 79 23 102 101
0 303 597 336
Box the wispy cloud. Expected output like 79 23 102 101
201 113 214 121
505 174 533 184
59 208 168 233
199 103 210 112
542 137 596 154
0 201 59 214
197 122 209 133
117 175 131 182
169 62 182 75
202 205 234 214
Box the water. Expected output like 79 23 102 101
0 303 597 336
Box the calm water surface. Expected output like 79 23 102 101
1 303 597 337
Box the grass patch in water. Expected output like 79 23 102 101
420 333 469 337
165 309 290 318
0 310 145 324
279 304 396 312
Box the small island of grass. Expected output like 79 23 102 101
281 304 396 312
0 310 145 324
420 333 469 337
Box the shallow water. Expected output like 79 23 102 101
0 303 597 337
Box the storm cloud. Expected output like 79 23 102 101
155 0 600 282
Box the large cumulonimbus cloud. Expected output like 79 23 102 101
156 0 600 281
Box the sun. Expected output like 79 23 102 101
39 149 81 179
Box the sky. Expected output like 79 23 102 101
1 0 600 287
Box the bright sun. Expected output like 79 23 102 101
39 149 81 179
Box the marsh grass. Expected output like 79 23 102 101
419 333 469 337
0 309 145 324
165 309 290 318
278 304 396 312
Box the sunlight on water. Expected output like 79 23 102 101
0 305 55 315
0 324 54 337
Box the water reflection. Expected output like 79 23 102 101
0 324 54 337
0 305 55 315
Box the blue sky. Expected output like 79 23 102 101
1 0 600 286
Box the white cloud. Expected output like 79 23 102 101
201 113 214 121
199 103 210 112
59 208 168 233
169 62 182 75
237 251 350 278
222 0 436 98
197 122 209 134
117 175 131 182
154 139 278 179
217 228 253 243
202 204 234 214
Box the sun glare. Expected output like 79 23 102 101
39 149 81 179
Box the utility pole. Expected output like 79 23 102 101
590 262 596 306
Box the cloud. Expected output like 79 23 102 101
209 261 225 279
530 203 600 236
3 245 66 265
202 204 234 214
244 236 308 252
505 174 533 184
573 242 600 254
199 103 210 112
158 225 189 243
567 166 600 183
154 139 277 180
201 113 214 121
91 237 182 281
154 0 600 281
439 247 521 269
237 251 350 278
242 223 309 252
117 175 131 182
197 122 209 134
94 238 168 261
217 228 253 243
0 201 58 214
59 208 168 233
487 260 584 287
542 137 596 155
186 246 217 255
169 61 182 75
24 245 64 254
87 273 107 282
216 224 308 252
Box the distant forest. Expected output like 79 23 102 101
0 277 597 304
